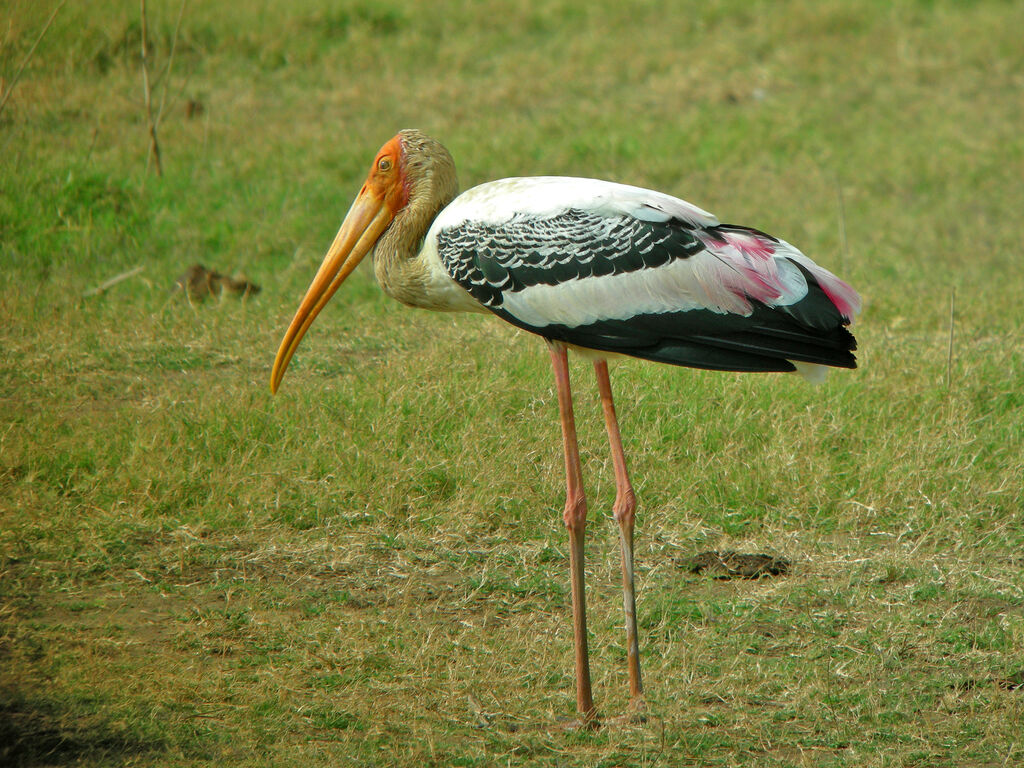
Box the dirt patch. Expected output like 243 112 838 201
679 550 791 579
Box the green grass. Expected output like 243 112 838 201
3 0 1024 765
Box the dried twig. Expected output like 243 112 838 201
139 0 187 179
946 287 956 389
139 0 163 177
836 177 849 275
0 0 69 121
155 0 188 126
82 265 146 298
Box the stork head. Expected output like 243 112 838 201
269 130 455 394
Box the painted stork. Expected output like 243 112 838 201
271 130 860 725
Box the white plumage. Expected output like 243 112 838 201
271 130 862 724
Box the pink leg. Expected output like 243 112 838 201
594 360 644 709
548 343 598 724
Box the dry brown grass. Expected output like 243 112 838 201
3 0 1024 765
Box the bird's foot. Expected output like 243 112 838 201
554 700 646 730
627 697 648 724
554 709 601 731
498 704 648 732
491 709 601 733
600 698 647 726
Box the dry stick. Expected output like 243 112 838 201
82 265 145 298
946 287 956 389
82 125 99 170
0 0 69 121
140 0 162 177
836 177 850 276
155 0 188 127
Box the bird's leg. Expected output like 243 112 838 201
594 360 645 713
548 343 598 725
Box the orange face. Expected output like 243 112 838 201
269 133 408 393
361 135 409 214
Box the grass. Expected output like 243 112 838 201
2 0 1023 765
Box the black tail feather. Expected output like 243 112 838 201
490 256 858 373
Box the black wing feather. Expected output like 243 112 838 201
438 211 857 373
438 209 703 306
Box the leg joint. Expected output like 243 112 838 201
563 494 588 531
613 488 637 525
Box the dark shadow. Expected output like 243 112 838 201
0 692 164 768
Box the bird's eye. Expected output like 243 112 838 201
378 157 392 172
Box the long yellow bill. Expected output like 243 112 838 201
270 190 394 393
